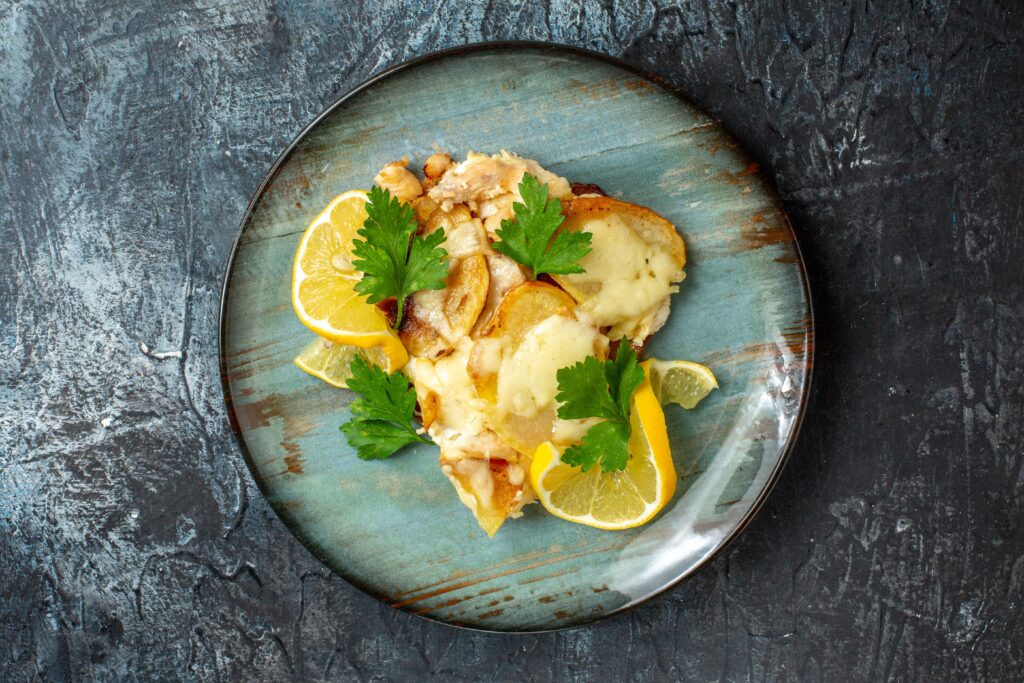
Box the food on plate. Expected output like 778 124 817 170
291 150 716 536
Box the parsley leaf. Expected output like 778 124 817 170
555 342 645 473
339 355 430 460
492 173 592 279
562 421 631 473
352 186 448 328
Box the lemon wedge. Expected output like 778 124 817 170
292 190 408 370
530 369 676 530
294 337 391 388
644 359 718 409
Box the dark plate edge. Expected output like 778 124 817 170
216 40 816 634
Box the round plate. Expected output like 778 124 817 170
219 42 813 632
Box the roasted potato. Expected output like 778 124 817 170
400 254 490 358
471 252 527 336
467 281 577 400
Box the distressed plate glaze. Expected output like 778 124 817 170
219 43 812 632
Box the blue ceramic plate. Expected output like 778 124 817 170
219 43 813 632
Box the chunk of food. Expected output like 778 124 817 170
428 150 573 234
440 454 533 537
422 152 453 182
422 204 489 258
374 157 424 203
468 281 578 401
406 339 511 458
466 281 609 456
551 196 686 344
530 365 676 530
400 253 490 359
472 252 527 336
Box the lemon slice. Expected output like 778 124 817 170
294 337 391 388
643 359 718 409
530 370 676 530
292 190 408 370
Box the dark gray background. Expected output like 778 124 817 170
2 1 1022 680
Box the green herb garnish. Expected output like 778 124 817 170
340 356 430 460
492 173 592 280
352 186 448 328
554 341 644 472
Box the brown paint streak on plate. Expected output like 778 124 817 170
702 342 802 368
740 207 792 252
389 540 600 600
223 342 273 363
475 609 504 620
515 566 579 586
390 543 621 610
623 78 654 96
233 392 318 444
263 163 313 201
282 442 304 475
566 77 621 100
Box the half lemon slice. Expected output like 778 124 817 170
291 190 408 370
294 337 391 388
644 359 718 409
529 370 676 530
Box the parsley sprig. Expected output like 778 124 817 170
492 173 592 279
339 356 430 460
555 342 645 473
352 186 448 328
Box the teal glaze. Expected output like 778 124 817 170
219 44 812 632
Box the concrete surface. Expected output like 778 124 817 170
2 1 1022 680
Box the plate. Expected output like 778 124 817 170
219 43 813 632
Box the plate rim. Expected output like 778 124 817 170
217 40 815 633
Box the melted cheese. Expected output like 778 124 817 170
407 339 486 436
552 416 603 445
496 314 606 418
565 214 680 339
453 458 494 510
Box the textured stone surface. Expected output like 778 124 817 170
1 1 1022 680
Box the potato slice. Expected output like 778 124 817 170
552 196 686 343
471 252 527 337
400 254 490 358
399 288 450 358
467 281 577 400
445 255 489 334
478 281 577 346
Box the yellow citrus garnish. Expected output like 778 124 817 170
644 359 718 409
294 337 391 388
291 191 408 370
529 368 676 530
